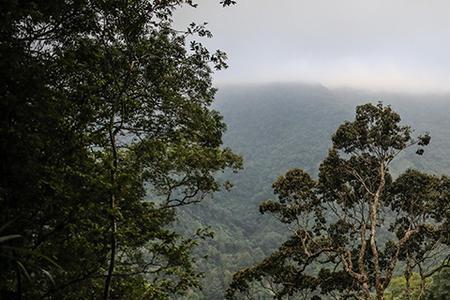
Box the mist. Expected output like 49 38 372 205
176 0 450 94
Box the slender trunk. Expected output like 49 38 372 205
370 162 385 300
359 225 371 300
417 276 426 300
417 266 426 300
103 129 118 300
404 258 412 300
15 259 22 300
361 282 372 300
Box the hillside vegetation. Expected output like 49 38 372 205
179 84 450 299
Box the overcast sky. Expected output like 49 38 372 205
175 0 450 93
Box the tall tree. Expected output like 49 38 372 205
227 103 450 300
0 1 241 299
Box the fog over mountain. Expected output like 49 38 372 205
176 1 450 93
4 1 450 299
222 83 450 170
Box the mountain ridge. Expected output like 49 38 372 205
179 83 450 299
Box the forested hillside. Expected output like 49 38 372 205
3 1 450 299
179 84 450 299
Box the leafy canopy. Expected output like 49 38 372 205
0 1 241 299
227 103 449 300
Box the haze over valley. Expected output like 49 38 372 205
179 83 450 299
2 1 450 299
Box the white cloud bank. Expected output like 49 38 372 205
175 0 450 93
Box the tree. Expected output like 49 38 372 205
0 1 241 299
425 268 450 300
226 103 450 300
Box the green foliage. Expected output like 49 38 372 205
0 1 241 299
226 103 450 300
384 273 426 299
424 268 450 300
174 85 450 299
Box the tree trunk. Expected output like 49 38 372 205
361 282 372 300
15 259 22 300
417 269 426 300
370 162 385 300
404 259 412 300
103 128 118 300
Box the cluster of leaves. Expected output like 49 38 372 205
170 87 450 299
226 103 450 300
0 0 241 299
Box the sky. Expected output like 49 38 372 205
175 0 450 93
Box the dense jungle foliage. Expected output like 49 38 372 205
179 84 450 300
1 0 450 299
0 1 241 299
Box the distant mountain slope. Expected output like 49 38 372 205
178 84 450 299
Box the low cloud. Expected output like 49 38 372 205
176 0 450 93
